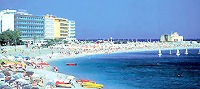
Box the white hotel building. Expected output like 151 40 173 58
44 14 55 39
0 9 16 33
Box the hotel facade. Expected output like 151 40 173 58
0 9 76 42
14 14 45 41
44 14 76 40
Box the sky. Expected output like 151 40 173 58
0 0 200 39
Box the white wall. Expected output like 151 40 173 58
2 14 14 31
44 18 54 39
0 13 2 33
0 19 1 33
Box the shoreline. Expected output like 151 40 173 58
1 43 199 63
44 46 200 62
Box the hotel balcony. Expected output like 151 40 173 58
69 21 75 24
70 25 75 28
69 27 75 29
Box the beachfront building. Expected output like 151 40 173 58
0 9 45 43
55 18 69 39
68 20 76 40
14 13 45 42
44 14 76 40
0 9 76 43
44 14 56 39
0 16 1 33
0 9 16 33
160 32 183 42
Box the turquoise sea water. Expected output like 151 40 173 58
49 49 200 89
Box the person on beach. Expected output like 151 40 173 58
38 78 44 86
53 66 58 72
32 80 37 86
49 55 52 59
5 75 10 83
34 64 37 69
69 79 75 88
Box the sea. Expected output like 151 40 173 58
49 49 200 89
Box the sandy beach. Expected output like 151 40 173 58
0 41 199 89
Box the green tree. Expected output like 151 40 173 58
64 40 69 44
0 29 12 45
46 39 54 46
0 29 22 46
11 30 22 45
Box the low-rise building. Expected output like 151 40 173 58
160 32 183 42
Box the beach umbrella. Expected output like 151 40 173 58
15 65 23 68
32 74 42 79
14 56 19 58
5 62 15 65
0 81 5 85
7 55 15 60
1 56 6 59
17 54 24 58
24 56 30 59
31 87 39 89
0 73 5 81
0 84 12 89
2 64 10 67
15 56 23 60
22 84 32 89
26 71 34 77
46 80 56 88
9 77 17 82
2 70 11 76
0 83 12 89
37 62 49 66
15 78 29 84
13 73 24 79
0 73 5 78
12 75 20 80
15 54 23 58
16 68 25 73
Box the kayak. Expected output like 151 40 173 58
82 83 103 88
66 63 77 66
56 84 72 88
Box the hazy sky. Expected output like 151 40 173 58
1 0 200 39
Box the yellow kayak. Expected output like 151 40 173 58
81 82 96 86
82 83 103 88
